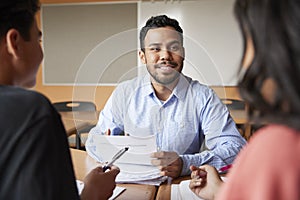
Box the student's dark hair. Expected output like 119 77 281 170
0 0 40 41
234 0 300 130
139 15 183 52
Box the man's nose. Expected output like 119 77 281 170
160 49 172 60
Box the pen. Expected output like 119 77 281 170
218 164 232 174
102 147 129 172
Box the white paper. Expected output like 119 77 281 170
171 177 227 200
86 134 165 185
86 134 156 165
171 180 201 200
76 180 84 194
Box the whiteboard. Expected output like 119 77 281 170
139 0 242 85
41 2 138 85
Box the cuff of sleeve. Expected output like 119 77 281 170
179 155 191 176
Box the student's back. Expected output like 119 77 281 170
0 86 79 199
0 0 119 199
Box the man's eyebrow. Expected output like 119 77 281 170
147 43 161 47
168 40 181 45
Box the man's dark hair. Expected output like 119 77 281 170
139 15 183 52
0 0 40 41
234 0 300 130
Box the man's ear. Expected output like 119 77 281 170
6 29 21 59
182 47 185 61
138 50 146 64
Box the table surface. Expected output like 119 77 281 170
70 149 157 200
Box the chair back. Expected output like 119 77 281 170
221 98 245 110
53 101 96 112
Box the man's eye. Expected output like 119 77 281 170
150 47 160 51
170 46 179 51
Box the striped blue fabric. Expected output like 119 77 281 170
88 74 246 175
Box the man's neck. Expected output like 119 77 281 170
151 78 179 101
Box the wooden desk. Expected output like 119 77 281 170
70 149 157 200
155 176 190 200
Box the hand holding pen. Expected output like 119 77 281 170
103 147 129 172
189 165 224 200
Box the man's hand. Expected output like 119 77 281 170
81 166 120 200
189 165 223 200
151 151 183 178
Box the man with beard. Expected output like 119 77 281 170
87 15 246 179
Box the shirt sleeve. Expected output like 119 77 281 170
89 85 125 136
180 89 247 175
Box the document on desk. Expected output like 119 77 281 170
171 180 202 200
86 134 167 185
171 177 227 200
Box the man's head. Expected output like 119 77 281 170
139 15 185 86
139 15 183 53
0 0 43 88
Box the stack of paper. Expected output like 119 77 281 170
86 134 167 185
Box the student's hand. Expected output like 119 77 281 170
189 165 223 200
151 151 183 178
81 166 120 200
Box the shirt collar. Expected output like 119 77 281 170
141 73 191 100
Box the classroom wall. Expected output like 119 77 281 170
36 0 241 110
36 0 120 110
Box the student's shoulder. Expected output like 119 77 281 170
1 86 54 113
251 124 299 145
247 124 300 162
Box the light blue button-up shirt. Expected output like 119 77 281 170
87 74 246 175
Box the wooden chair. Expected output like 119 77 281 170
220 98 251 138
53 101 96 112
221 98 246 110
53 101 96 149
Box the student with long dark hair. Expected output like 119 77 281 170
189 0 300 199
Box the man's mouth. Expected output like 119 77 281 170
156 62 178 69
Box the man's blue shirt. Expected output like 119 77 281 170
87 74 246 175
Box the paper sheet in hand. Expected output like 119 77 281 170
86 134 166 185
86 134 156 165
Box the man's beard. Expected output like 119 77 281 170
146 61 183 85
